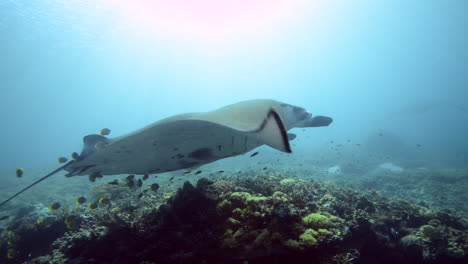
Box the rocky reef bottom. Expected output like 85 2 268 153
1 173 467 264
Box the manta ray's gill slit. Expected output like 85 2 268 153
244 136 248 152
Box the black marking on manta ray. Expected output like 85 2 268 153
254 109 292 153
188 148 214 160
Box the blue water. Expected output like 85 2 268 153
0 1 467 178
1 2 468 264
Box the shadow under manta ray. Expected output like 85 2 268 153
0 99 333 207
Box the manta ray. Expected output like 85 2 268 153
0 99 332 206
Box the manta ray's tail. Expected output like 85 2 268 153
0 162 72 208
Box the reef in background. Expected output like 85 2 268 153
0 172 467 264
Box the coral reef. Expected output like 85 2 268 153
0 171 466 264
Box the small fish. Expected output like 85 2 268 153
16 168 24 178
71 152 80 161
126 179 135 188
416 144 421 147
263 167 267 170
169 176 174 182
137 193 144 199
76 196 87 205
49 202 61 211
88 202 98 209
108 180 119 185
57 157 68 163
142 174 149 180
218 170 224 173
137 179 143 188
126 175 135 180
150 183 160 191
379 133 383 136
89 174 97 182
330 141 334 144
356 144 361 147
92 172 102 181
0 216 9 221
195 170 202 175
98 198 110 205
99 128 111 136
183 171 191 175
250 152 259 157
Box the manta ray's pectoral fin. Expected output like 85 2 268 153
253 109 292 153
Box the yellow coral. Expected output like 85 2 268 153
302 213 331 228
230 192 251 200
272 191 289 202
284 239 301 250
216 200 232 216
299 229 318 246
280 178 296 185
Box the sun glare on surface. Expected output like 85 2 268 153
106 0 310 42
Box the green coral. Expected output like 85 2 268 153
216 200 232 216
246 196 269 205
317 228 331 235
299 229 318 246
302 213 331 228
230 192 252 200
447 241 465 258
419 225 443 241
280 178 296 185
272 191 289 202
284 239 301 250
